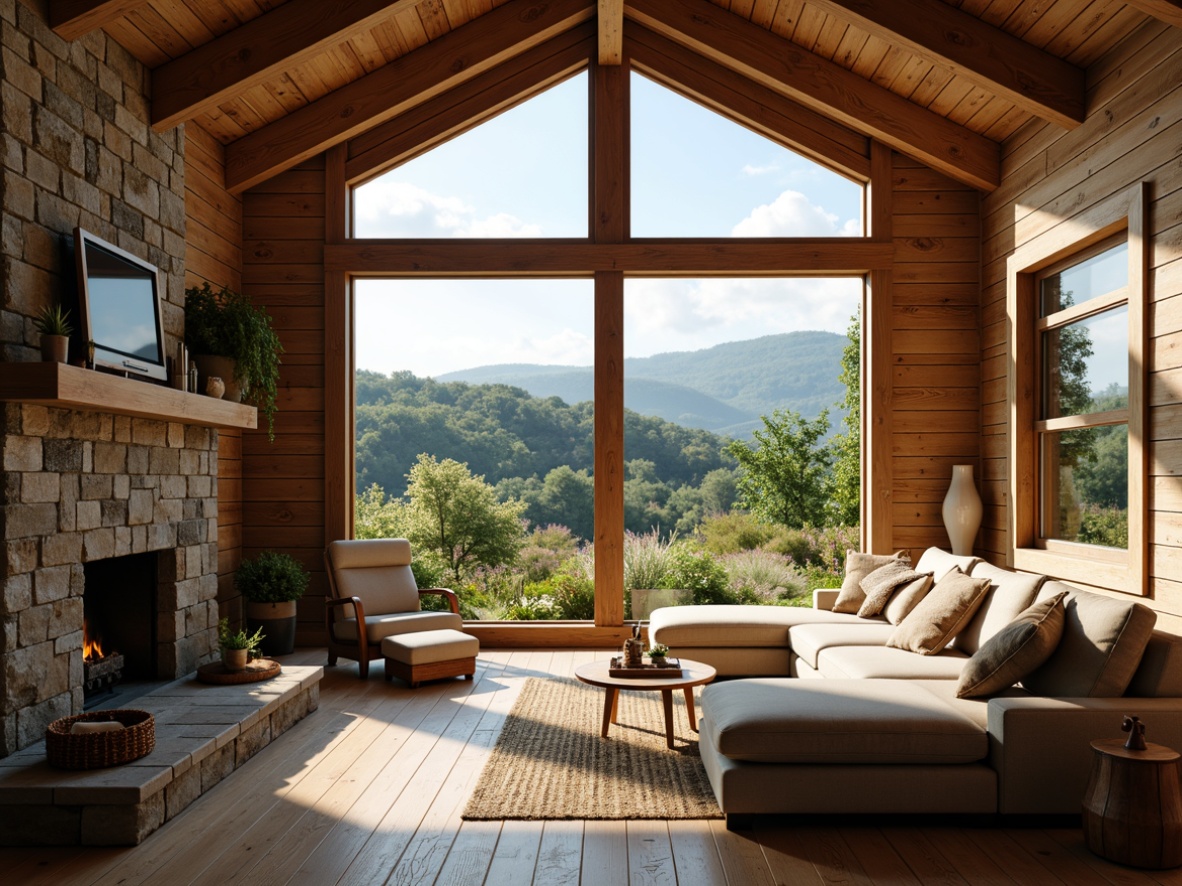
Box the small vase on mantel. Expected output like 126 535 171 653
942 464 983 556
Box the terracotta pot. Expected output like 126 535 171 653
221 647 249 671
193 354 242 402
40 334 69 363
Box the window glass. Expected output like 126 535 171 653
1040 305 1128 420
1040 425 1129 547
630 73 863 237
352 74 588 238
1039 241 1127 317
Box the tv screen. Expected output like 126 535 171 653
73 227 168 382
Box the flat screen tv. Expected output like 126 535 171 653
72 227 168 383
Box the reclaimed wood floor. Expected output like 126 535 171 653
2 648 1181 885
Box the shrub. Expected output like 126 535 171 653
662 545 733 605
519 524 579 582
235 551 309 603
548 564 596 619
1077 504 1128 548
697 512 774 555
720 549 808 604
623 529 677 590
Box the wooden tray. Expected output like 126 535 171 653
608 656 684 678
196 658 281 684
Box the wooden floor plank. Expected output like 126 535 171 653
483 819 544 886
755 820 859 885
534 819 584 885
1004 829 1117 886
627 820 677 885
830 826 922 885
1043 826 1172 886
921 829 1016 886
668 820 728 886
709 818 776 885
581 820 629 886
963 828 1070 886
432 820 504 886
880 828 971 886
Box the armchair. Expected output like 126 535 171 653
324 538 463 678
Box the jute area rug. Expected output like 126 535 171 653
463 677 722 820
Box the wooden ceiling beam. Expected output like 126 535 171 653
626 0 999 191
224 0 595 194
50 0 149 40
598 0 624 64
151 0 420 131
345 26 595 183
807 0 1085 129
1123 0 1182 28
627 23 871 181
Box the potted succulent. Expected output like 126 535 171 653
34 304 73 363
648 643 670 666
184 282 283 440
236 551 309 656
218 618 265 671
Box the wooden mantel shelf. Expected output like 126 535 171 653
0 362 257 429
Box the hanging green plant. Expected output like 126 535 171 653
184 282 283 441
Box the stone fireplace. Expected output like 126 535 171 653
1 401 220 756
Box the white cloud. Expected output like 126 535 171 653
353 179 542 238
741 163 779 176
731 189 858 237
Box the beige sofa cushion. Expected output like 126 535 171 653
701 678 988 764
951 562 1045 656
956 592 1067 698
648 604 865 649
817 645 969 680
887 569 992 655
332 609 462 642
1127 631 1182 697
833 551 909 614
857 562 930 618
789 622 896 669
914 547 980 582
882 573 935 625
1021 582 1157 697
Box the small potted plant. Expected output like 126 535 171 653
34 304 73 363
184 282 283 440
648 643 670 666
218 618 265 671
236 551 309 656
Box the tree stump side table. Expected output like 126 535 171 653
1082 738 1182 869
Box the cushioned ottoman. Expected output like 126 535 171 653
698 678 997 817
381 629 478 687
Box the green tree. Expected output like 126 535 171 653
829 310 861 525
403 454 527 582
354 483 407 539
728 408 832 529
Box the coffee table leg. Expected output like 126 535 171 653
684 687 698 732
662 689 675 749
601 687 618 738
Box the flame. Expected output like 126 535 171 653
83 618 107 662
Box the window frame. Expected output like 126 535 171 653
1007 183 1148 594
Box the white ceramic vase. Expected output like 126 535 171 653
942 464 983 556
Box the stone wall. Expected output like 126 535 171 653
0 0 185 360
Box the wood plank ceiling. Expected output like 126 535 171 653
53 0 1171 192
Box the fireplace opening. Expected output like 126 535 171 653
82 552 159 701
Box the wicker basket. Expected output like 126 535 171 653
45 709 155 770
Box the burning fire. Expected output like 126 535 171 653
83 618 110 662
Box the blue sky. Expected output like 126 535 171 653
353 72 864 378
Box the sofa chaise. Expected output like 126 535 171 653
648 548 1182 824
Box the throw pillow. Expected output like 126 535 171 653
956 592 1068 698
886 568 992 655
882 573 935 625
832 550 910 614
856 561 929 618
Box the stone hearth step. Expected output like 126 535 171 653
0 665 322 846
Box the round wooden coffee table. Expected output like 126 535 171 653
574 659 716 749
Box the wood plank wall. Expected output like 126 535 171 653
890 154 983 552
183 123 245 623
980 21 1182 630
241 158 329 645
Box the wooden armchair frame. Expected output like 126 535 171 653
323 548 460 678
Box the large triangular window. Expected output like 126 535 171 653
352 74 589 238
630 73 863 237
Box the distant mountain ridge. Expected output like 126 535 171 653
437 331 847 434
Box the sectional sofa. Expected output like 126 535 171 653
648 548 1182 824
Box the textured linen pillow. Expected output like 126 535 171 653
857 561 929 618
886 568 992 655
882 573 935 625
956 592 1068 698
832 550 910 614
